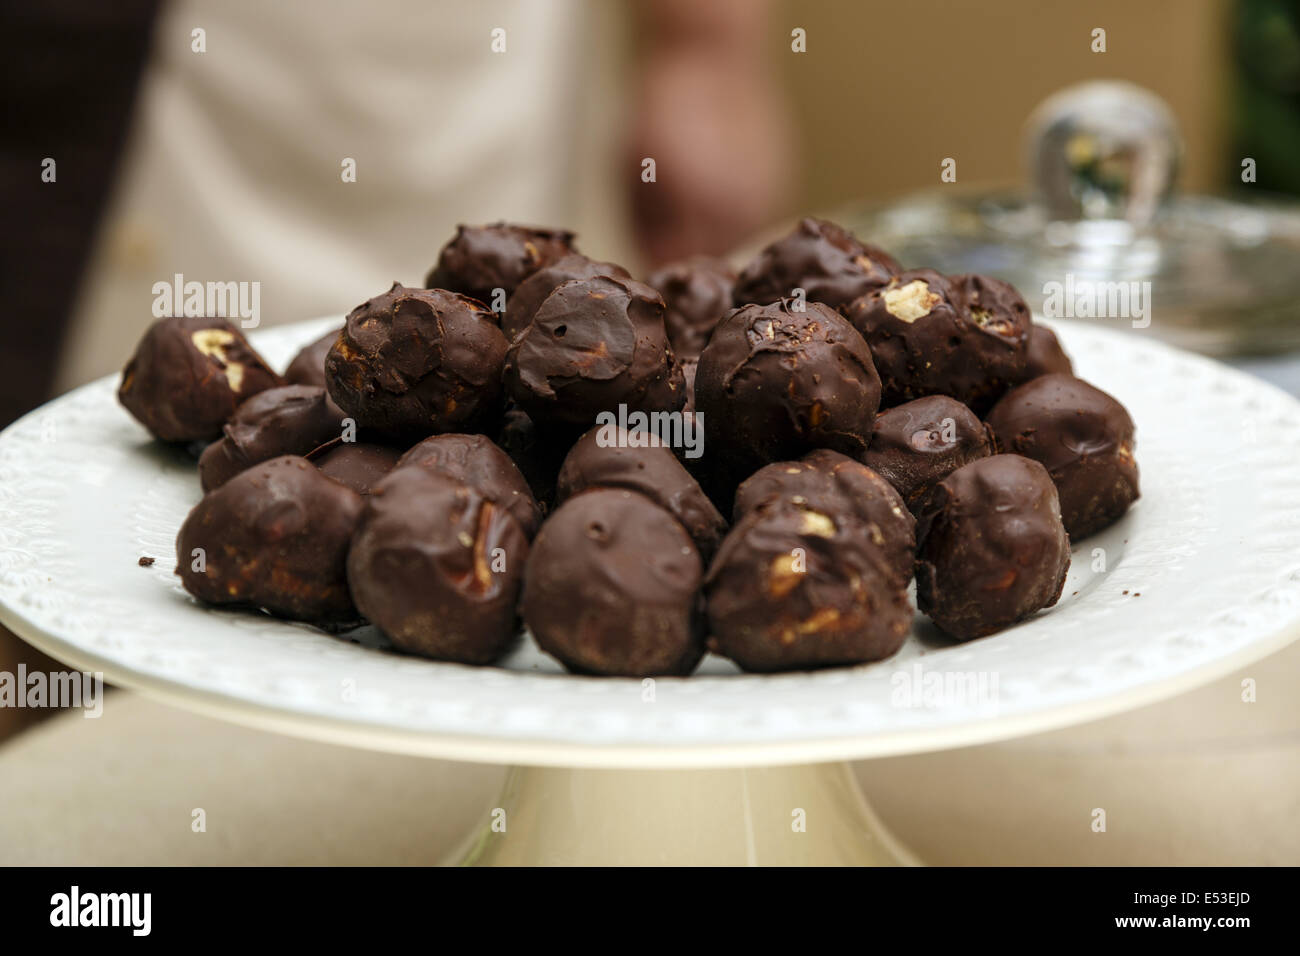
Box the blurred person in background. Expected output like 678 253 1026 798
0 0 793 737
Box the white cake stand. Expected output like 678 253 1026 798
2 318 1298 865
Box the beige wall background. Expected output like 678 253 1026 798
774 0 1231 211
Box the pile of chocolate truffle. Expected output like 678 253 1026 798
118 217 1140 676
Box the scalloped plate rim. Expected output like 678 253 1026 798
0 315 1298 767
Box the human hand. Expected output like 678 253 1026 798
628 10 794 266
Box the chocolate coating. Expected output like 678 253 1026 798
521 489 705 676
284 327 342 388
503 275 685 431
119 316 282 442
733 448 914 586
984 373 1139 539
325 282 507 441
680 357 699 416
694 300 881 488
645 256 736 359
502 253 631 342
176 456 362 622
1024 324 1074 379
732 217 899 312
309 441 402 495
397 433 542 538
424 222 576 307
844 269 1029 411
705 499 912 672
198 385 346 492
915 454 1070 640
555 425 727 561
494 404 570 507
347 466 529 664
863 395 994 511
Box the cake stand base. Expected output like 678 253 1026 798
446 762 919 866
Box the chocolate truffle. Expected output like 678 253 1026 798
424 222 576 308
325 282 508 441
1024 324 1074 379
119 316 282 443
309 441 403 495
733 448 914 586
694 300 881 488
915 454 1070 640
984 373 1139 539
844 270 1030 411
555 425 727 561
397 433 541 538
645 256 736 359
284 327 342 388
176 456 362 622
863 395 994 511
348 466 529 664
503 275 685 432
705 499 913 672
501 253 632 342
521 489 705 676
732 217 898 312
198 385 346 492
495 404 570 507
680 357 699 416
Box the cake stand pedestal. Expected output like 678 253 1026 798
447 762 917 866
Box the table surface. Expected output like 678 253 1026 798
1 637 1296 865
1226 355 1300 397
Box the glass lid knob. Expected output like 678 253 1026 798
1025 80 1183 227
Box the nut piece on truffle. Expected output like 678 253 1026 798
308 441 403 495
176 455 363 623
694 300 881 492
734 448 914 586
521 489 705 676
732 217 899 312
863 394 994 512
844 269 1030 411
119 316 283 443
503 275 685 432
984 373 1139 539
914 454 1070 640
502 253 631 342
1023 324 1074 379
347 466 529 664
284 326 343 388
555 425 727 561
645 256 736 359
705 499 913 672
198 385 347 492
325 282 508 441
397 433 542 538
424 222 576 308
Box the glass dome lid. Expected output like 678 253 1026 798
832 81 1300 356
